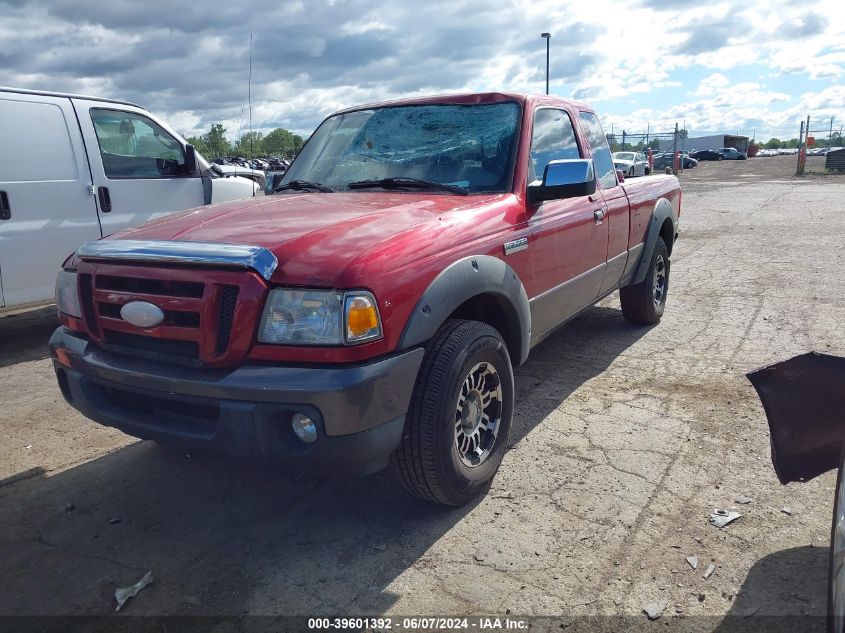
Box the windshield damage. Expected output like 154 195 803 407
277 102 520 194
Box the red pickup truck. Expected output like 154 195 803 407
51 92 680 506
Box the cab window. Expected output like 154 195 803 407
578 111 617 189
90 109 187 179
528 108 580 185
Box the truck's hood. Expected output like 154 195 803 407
107 192 499 286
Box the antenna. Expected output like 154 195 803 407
248 34 253 158
238 96 245 149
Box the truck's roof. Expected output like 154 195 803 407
0 86 143 109
332 92 593 115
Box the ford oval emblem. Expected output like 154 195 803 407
120 301 165 328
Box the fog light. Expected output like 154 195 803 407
291 413 317 444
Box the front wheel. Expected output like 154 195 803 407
620 237 669 325
394 319 514 506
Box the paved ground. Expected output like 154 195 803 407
1 155 843 629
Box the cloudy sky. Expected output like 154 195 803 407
1 0 842 143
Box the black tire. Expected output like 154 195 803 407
620 237 669 325
394 319 514 506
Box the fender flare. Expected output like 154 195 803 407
632 198 677 285
397 255 531 365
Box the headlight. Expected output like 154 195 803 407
257 288 382 345
56 269 82 318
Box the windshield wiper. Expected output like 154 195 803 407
347 177 468 195
271 180 333 193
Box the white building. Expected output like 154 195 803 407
659 134 749 153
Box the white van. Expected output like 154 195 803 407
0 87 259 314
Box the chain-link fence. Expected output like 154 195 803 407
607 123 687 175
795 116 843 175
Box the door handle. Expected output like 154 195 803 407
98 186 112 213
593 209 606 224
0 191 10 220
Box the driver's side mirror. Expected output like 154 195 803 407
184 144 198 177
527 159 597 203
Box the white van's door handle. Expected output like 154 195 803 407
0 191 10 220
97 187 112 213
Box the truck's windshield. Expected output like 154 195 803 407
280 102 521 194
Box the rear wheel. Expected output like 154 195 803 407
620 237 669 325
394 319 514 506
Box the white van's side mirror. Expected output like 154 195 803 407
185 144 198 177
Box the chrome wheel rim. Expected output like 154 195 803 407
653 254 667 307
454 362 502 468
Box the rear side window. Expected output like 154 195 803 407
90 109 186 179
0 98 78 183
528 108 580 185
578 111 617 189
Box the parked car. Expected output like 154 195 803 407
612 151 648 177
682 155 698 169
50 92 681 506
651 153 672 170
690 149 724 161
718 147 747 160
213 163 266 190
0 86 258 314
263 171 287 194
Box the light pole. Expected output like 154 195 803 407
541 32 551 95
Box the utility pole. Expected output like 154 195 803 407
248 33 254 158
672 122 679 175
796 119 806 176
541 33 551 95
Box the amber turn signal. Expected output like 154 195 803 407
344 293 382 342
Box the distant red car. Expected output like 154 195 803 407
51 92 681 505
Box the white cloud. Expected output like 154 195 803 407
694 73 731 96
0 0 842 141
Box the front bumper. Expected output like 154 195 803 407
50 327 424 476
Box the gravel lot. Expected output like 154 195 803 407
1 155 843 630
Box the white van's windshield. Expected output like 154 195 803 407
279 102 521 194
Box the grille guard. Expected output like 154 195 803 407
76 240 278 281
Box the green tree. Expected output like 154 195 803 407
648 139 662 150
235 131 264 158
264 127 305 157
201 123 231 158
764 138 782 149
185 135 211 157
786 138 799 149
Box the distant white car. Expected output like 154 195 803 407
612 151 649 177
